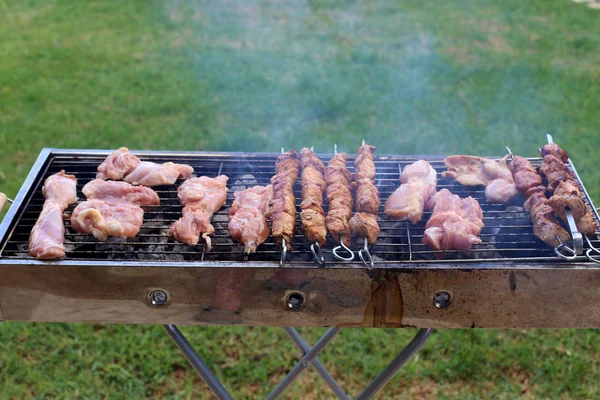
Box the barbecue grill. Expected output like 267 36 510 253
1 147 600 399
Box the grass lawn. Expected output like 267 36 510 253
1 0 600 398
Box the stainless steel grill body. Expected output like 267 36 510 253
1 148 599 328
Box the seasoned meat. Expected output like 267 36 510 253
509 156 543 194
300 148 327 247
325 152 354 246
349 212 379 244
269 151 300 247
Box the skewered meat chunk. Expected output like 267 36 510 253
548 180 587 222
269 151 300 248
539 155 576 192
523 189 570 247
576 213 597 237
384 160 437 223
509 156 543 194
169 175 229 249
29 171 78 259
351 143 381 246
71 199 144 241
228 185 272 253
540 143 569 163
82 179 160 206
325 153 354 246
124 161 194 186
443 155 519 203
300 148 327 247
422 189 484 251
97 147 141 180
349 212 379 244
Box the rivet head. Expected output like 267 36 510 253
433 291 452 309
286 292 305 311
149 290 168 308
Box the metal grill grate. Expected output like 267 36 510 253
2 150 599 265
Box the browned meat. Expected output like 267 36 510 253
540 143 569 163
509 156 543 194
524 191 570 247
354 144 376 181
300 148 327 247
29 171 78 259
539 155 576 192
325 153 354 246
269 151 300 247
355 178 380 215
548 180 587 222
349 212 379 244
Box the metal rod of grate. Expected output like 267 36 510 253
164 325 433 399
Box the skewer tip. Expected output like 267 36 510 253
505 146 513 156
362 139 365 146
281 147 285 154
546 134 554 144
334 144 337 155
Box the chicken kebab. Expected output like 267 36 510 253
269 150 300 260
299 148 327 263
169 175 229 250
539 143 597 236
325 149 355 259
349 143 380 265
29 171 78 259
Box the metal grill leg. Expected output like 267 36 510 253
265 327 342 400
164 325 233 400
355 328 434 400
284 327 349 400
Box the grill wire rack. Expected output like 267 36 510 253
2 148 600 398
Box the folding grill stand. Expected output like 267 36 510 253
164 325 433 399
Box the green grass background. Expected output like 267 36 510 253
1 0 599 398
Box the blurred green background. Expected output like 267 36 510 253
1 0 599 398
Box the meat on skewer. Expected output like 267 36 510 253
228 185 273 253
384 160 437 224
71 180 160 241
97 147 194 186
509 155 543 194
269 151 300 249
523 186 570 247
325 152 354 247
442 155 519 203
422 189 484 251
350 143 380 245
539 145 597 236
299 148 327 248
169 175 229 249
29 171 78 259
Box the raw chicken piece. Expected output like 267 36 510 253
71 200 144 241
29 171 78 259
82 179 160 206
29 202 68 259
384 160 437 223
169 175 229 249
422 189 484 251
443 155 518 203
124 161 194 186
97 147 141 180
228 185 272 253
42 170 78 208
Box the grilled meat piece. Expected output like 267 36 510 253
443 155 519 203
576 212 598 237
540 143 569 163
325 153 354 246
300 148 327 247
539 155 576 192
124 161 194 186
169 175 229 249
97 147 141 180
384 160 437 223
228 185 273 253
355 178 380 215
509 156 543 194
354 144 376 181
82 179 160 206
523 190 570 247
269 151 300 248
29 171 78 259
422 189 484 251
349 212 379 244
548 180 587 222
71 199 144 241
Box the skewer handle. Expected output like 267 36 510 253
565 209 584 256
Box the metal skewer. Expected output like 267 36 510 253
310 242 325 265
358 237 374 269
201 162 225 262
